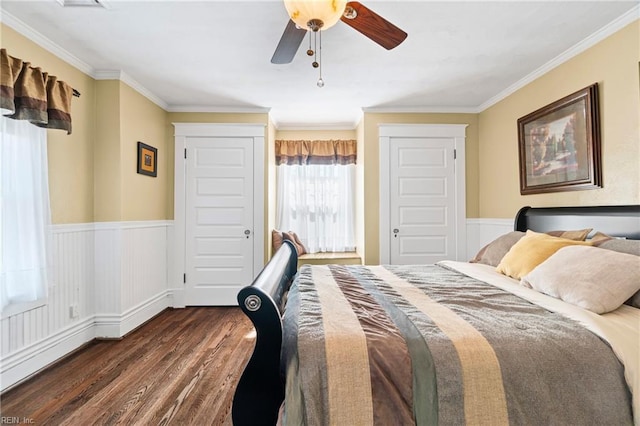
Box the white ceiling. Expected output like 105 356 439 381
1 1 638 128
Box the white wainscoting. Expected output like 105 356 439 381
466 218 514 260
0 221 173 392
93 221 171 337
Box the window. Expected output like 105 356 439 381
0 116 51 315
275 139 356 253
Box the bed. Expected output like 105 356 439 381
232 205 640 425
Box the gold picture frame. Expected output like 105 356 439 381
517 83 601 195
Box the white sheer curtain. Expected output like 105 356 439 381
0 116 51 311
277 163 356 253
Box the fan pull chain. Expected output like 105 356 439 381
307 32 313 57
306 25 324 88
317 30 324 88
312 31 318 69
307 29 324 87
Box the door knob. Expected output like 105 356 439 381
393 228 399 233
244 229 251 239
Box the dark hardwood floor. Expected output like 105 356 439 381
0 307 255 425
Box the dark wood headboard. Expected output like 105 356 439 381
515 205 640 240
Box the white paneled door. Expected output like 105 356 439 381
380 125 466 265
185 137 255 305
389 138 456 264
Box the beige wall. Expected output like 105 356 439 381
87 80 170 222
362 113 480 264
355 119 365 261
275 129 358 140
94 80 121 222
2 24 96 224
120 83 169 221
478 20 640 219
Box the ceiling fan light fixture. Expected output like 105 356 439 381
283 0 347 31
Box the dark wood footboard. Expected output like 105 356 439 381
232 240 298 426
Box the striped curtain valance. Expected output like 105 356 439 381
1 48 73 134
276 139 357 165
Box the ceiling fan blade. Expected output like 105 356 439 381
271 19 307 64
340 1 407 50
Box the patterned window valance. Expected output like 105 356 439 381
1 48 74 134
276 139 357 165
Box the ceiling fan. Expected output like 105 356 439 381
271 1 408 65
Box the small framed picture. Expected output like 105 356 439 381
517 83 601 195
137 141 157 177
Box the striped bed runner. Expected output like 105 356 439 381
281 264 633 425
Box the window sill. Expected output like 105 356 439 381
298 251 361 267
1 299 46 319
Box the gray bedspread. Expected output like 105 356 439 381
281 264 633 425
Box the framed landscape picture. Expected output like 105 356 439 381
517 83 601 195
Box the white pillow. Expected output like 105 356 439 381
521 245 640 314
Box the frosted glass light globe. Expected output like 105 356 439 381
284 0 348 31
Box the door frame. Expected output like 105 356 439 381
173 123 265 307
379 124 467 264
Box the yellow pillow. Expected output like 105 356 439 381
496 230 593 279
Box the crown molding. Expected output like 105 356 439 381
0 9 95 76
1 9 169 111
166 105 271 114
478 6 640 112
362 106 480 114
272 108 363 130
94 70 168 110
119 71 168 110
275 123 359 131
92 70 121 80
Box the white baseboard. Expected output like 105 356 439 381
95 290 171 338
1 290 171 391
1 317 95 391
169 288 186 308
